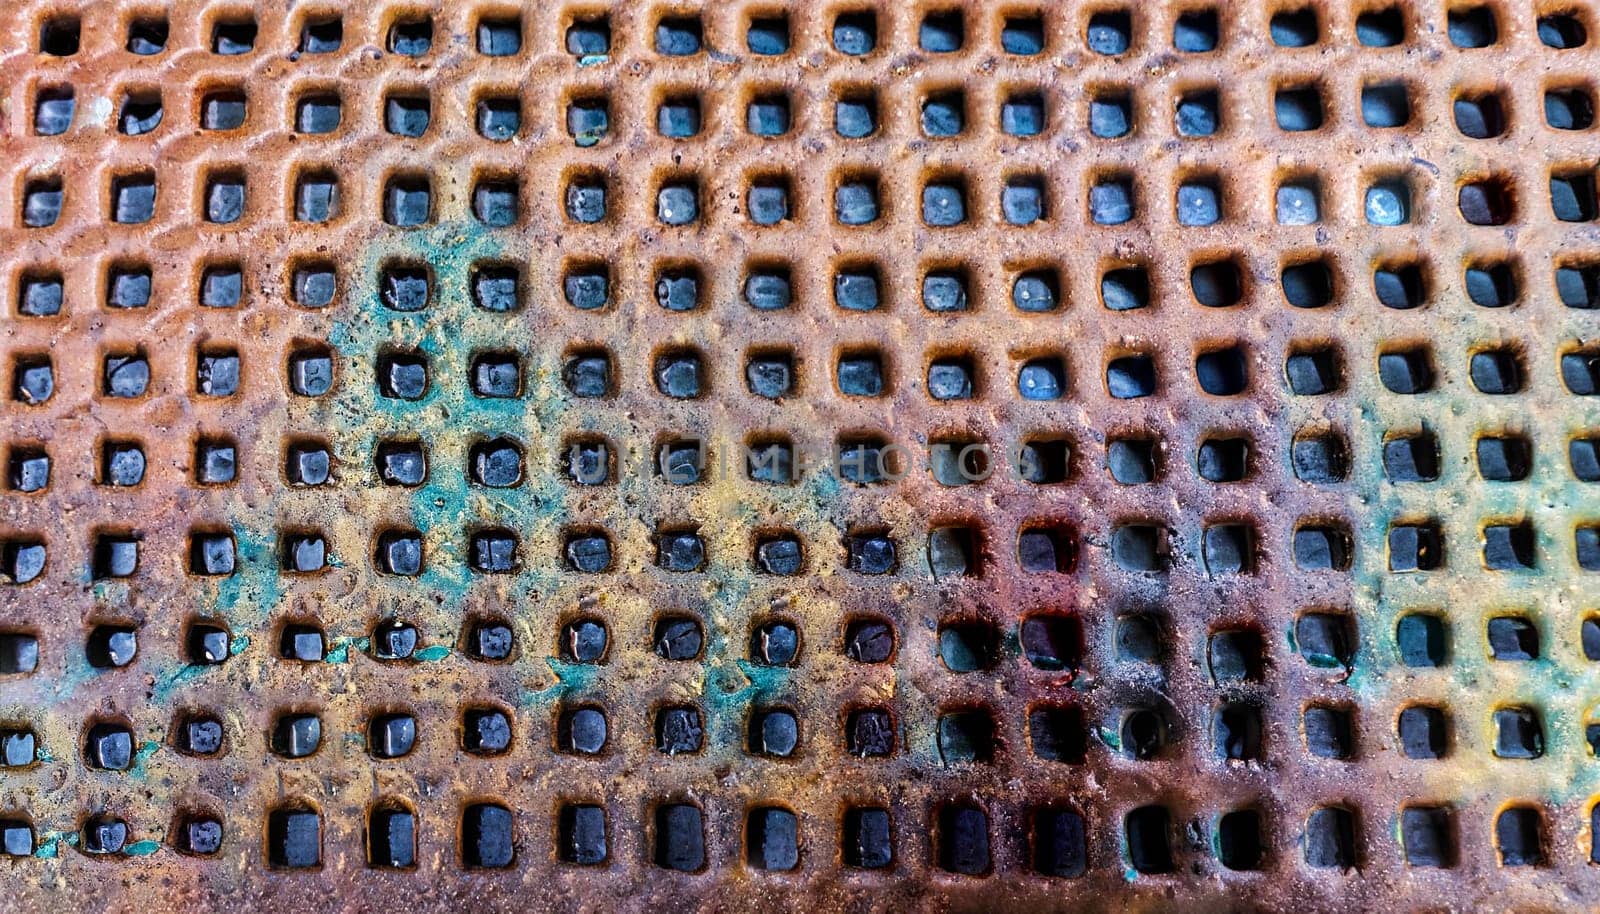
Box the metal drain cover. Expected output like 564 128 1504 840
3 1 1600 910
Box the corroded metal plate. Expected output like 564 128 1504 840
3 1 1600 911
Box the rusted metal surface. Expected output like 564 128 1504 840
2 0 1600 910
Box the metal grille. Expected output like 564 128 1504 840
2 0 1600 909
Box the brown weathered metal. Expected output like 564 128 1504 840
2 1 1600 910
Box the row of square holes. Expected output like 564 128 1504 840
0 798 1589 873
10 427 1600 495
3 608 1592 676
10 253 1600 315
24 77 1600 142
15 164 1600 231
1 511 1595 583
10 341 1600 408
0 612 1575 770
22 5 1595 61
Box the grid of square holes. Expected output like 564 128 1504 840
3 0 1600 907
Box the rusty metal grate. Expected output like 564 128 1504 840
3 0 1600 909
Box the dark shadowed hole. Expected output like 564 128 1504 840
1398 705 1447 759
654 804 705 871
1125 806 1173 874
1401 806 1455 867
1305 807 1356 867
1448 6 1497 47
746 808 798 871
937 805 990 875
1033 808 1087 877
843 808 892 868
1217 810 1263 870
1282 260 1333 308
1029 706 1086 764
1454 92 1505 138
1497 807 1544 866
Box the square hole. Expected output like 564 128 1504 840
288 347 335 397
1547 87 1595 130
1274 85 1324 131
1398 705 1447 758
835 178 880 225
1088 175 1139 225
295 94 341 134
1003 15 1045 55
384 176 432 226
385 94 430 137
748 15 789 55
1373 262 1426 309
1270 8 1319 46
922 179 967 227
295 172 338 223
195 438 236 485
1465 260 1517 307
389 17 432 56
1292 432 1346 483
118 92 163 135
101 442 146 486
1191 259 1241 306
1540 13 1588 48
1090 90 1132 138
1377 357 1433 401
38 16 79 56
922 91 964 137
567 16 610 56
1365 180 1411 225
300 16 342 53
1362 82 1411 127
1276 179 1320 225
654 266 700 312
1012 269 1058 311
477 17 521 56
477 97 520 141
566 175 607 223
834 11 877 55
128 18 168 54
1176 89 1219 136
200 265 242 307
103 352 150 398
1004 176 1047 224
34 87 74 135
1454 91 1506 138
1087 11 1132 54
559 262 607 311
658 96 700 138
21 178 62 228
920 11 964 52
1001 92 1045 136
568 98 609 145
1388 521 1442 571
1448 6 1498 48
473 179 518 227
747 95 790 136
204 174 246 223
17 273 61 318
7 448 49 493
196 349 240 397
1174 9 1218 51
1358 7 1406 46
198 90 244 130
1458 177 1514 225
1401 807 1455 868
656 17 703 56
824 90 873 142
211 19 257 55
